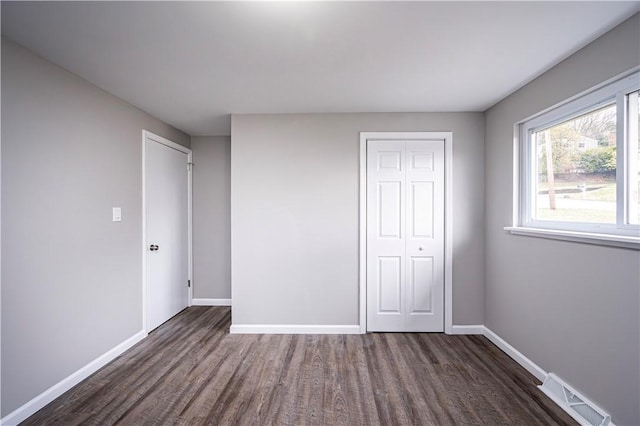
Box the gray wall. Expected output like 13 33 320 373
1 38 190 416
231 113 485 326
191 136 231 300
484 14 640 425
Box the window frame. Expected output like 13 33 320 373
507 70 640 248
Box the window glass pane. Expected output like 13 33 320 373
534 104 617 224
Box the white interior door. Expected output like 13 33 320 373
144 133 190 332
366 139 444 332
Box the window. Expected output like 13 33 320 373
511 71 639 246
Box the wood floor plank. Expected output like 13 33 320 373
341 335 380 426
21 307 576 426
271 335 307 426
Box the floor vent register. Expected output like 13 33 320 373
539 373 612 426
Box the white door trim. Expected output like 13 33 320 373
359 132 453 334
142 130 193 333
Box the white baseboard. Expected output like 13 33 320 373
450 325 484 335
482 326 547 382
480 329 615 424
0 330 147 426
192 298 231 306
448 325 547 383
230 324 361 335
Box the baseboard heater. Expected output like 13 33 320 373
539 373 613 426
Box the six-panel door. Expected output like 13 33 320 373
366 139 444 332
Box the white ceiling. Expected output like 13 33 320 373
2 2 639 136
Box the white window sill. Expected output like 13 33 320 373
504 227 640 250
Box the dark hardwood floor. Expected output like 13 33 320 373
23 307 575 425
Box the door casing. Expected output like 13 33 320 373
142 130 193 333
359 132 453 334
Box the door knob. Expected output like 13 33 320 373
418 247 424 251
149 244 159 251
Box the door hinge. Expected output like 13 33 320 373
187 279 191 288
187 162 194 172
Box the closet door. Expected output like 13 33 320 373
366 139 444 332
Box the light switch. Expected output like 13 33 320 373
112 207 122 222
